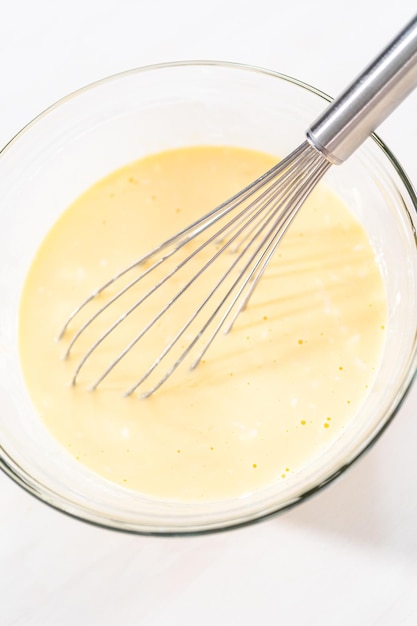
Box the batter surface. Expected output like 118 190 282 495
19 146 386 500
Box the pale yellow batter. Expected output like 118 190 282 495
18 146 386 500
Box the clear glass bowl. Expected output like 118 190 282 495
1 61 417 535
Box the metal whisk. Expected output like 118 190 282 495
59 15 417 397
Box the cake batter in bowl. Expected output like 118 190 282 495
1 62 417 534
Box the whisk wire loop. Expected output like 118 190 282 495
60 141 331 396
70 143 311 384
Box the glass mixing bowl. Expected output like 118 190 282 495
1 62 417 535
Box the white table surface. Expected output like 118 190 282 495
2 2 417 624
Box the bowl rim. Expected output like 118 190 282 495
1 59 417 536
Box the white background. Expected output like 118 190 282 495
1 1 417 624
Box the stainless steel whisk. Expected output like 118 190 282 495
59 15 417 397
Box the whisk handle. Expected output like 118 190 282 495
307 14 417 164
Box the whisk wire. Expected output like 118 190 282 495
60 141 331 396
71 148 301 383
87 146 315 391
